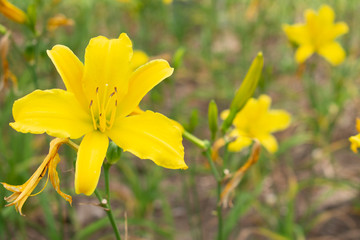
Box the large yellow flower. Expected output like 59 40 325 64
222 95 291 153
10 33 187 196
283 5 348 66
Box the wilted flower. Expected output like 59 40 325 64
47 14 74 32
2 138 71 216
0 0 27 24
0 32 17 91
283 5 348 65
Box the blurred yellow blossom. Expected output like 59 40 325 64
0 0 27 24
349 118 360 153
47 14 74 32
221 95 291 153
283 5 348 66
9 33 187 196
2 138 72 216
163 0 172 5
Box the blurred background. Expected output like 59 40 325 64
1 0 360 239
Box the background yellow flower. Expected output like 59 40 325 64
283 5 348 65
222 95 291 153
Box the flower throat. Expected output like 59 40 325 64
89 83 118 132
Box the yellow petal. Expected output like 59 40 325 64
265 110 291 132
228 135 252 152
0 0 27 24
82 34 133 104
304 9 317 27
75 131 109 195
232 95 271 127
317 42 346 65
117 60 174 117
107 111 187 169
295 44 314 64
318 5 334 25
10 89 93 139
257 134 278 153
282 24 310 45
220 109 230 120
349 134 360 153
47 45 88 108
330 22 349 39
131 50 149 70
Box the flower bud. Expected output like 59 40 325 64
106 141 122 164
208 99 218 141
222 52 263 132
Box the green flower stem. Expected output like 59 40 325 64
94 162 122 240
184 130 223 239
204 150 223 240
183 130 208 150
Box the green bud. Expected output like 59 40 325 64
0 24 7 35
106 141 122 164
222 52 264 132
208 100 218 141
172 47 186 69
26 4 37 31
187 109 199 133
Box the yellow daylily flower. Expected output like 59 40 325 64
10 33 187 196
2 138 72 216
221 95 291 153
349 118 360 153
283 5 348 65
0 0 27 24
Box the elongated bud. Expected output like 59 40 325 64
172 47 186 69
208 100 218 141
222 52 264 132
106 141 122 164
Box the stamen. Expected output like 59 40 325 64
108 99 117 129
103 91 115 114
89 100 97 130
96 87 101 114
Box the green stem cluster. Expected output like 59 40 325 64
94 162 122 240
183 130 223 240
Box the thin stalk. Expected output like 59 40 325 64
183 130 207 150
94 162 122 240
183 130 223 239
204 150 223 240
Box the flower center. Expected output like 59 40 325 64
89 84 118 132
